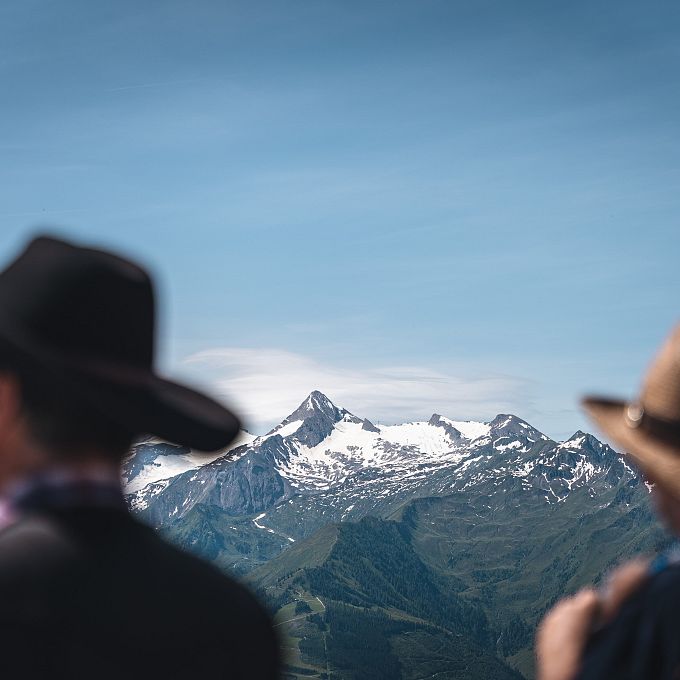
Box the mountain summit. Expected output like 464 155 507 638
127 391 636 555
268 391 359 447
291 390 343 421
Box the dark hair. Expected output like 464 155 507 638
0 339 135 459
19 374 135 460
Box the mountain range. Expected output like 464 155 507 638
124 391 667 679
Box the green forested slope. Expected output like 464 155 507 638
252 485 667 679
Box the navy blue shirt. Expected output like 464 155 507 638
578 565 680 680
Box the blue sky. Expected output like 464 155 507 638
1 1 679 438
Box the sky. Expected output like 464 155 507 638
1 0 679 439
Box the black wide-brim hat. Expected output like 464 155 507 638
0 235 241 451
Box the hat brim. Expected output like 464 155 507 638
83 370 242 453
583 396 680 497
0 321 241 453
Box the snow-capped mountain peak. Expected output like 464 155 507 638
264 391 366 448
558 431 588 450
278 390 340 423
484 413 550 449
122 430 255 495
124 392 636 528
428 414 491 442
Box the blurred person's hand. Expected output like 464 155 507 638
536 589 600 680
598 558 650 625
537 558 651 680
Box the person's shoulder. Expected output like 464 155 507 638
0 513 80 573
138 524 281 674
133 519 275 624
577 565 680 679
641 564 680 615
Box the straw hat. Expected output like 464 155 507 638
583 323 680 496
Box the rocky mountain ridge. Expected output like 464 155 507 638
125 391 640 571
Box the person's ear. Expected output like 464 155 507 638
0 373 23 440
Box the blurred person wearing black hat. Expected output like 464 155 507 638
0 235 280 679
536 323 680 680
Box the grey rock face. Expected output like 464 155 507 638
135 441 293 526
211 453 292 515
428 414 465 444
361 418 380 433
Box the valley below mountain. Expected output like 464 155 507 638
124 391 667 679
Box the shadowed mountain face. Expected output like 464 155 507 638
124 392 665 679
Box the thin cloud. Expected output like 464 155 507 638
182 347 531 433
104 77 213 92
0 207 92 219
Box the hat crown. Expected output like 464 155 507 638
0 236 155 368
641 324 680 424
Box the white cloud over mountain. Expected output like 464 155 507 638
182 347 531 433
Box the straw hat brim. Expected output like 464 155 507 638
583 396 680 495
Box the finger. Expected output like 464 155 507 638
576 587 599 604
537 589 600 641
540 590 596 623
